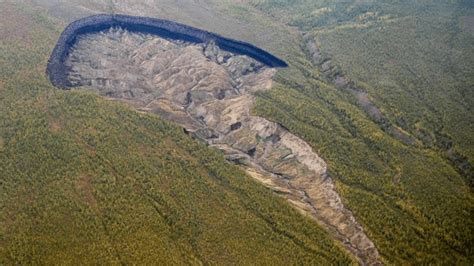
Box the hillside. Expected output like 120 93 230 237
0 2 353 264
0 0 473 264
250 0 474 264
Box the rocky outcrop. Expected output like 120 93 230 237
47 14 288 88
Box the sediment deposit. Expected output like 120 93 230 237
49 19 380 264
47 14 288 88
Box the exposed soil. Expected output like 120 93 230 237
65 28 380 264
46 14 287 88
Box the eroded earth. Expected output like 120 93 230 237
66 28 380 264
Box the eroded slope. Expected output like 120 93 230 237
65 28 380 264
0 2 356 264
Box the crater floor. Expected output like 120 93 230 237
66 28 380 264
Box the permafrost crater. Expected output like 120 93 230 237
48 15 380 265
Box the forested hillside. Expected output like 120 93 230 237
0 2 352 264
250 0 474 264
0 0 473 264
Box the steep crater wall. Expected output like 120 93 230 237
47 18 380 264
47 14 288 88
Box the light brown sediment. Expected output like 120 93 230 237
66 28 381 264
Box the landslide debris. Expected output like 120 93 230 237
64 27 380 264
47 14 287 88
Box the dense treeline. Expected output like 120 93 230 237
250 0 474 264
